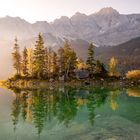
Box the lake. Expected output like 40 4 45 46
0 86 140 140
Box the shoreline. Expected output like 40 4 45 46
1 78 140 90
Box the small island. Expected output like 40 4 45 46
3 33 140 89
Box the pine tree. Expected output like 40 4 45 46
43 48 58 79
43 47 49 79
58 47 65 75
108 57 119 77
12 37 21 76
63 41 77 79
95 60 107 77
22 47 28 76
67 50 77 74
33 33 45 79
86 43 95 78
52 51 58 78
57 41 77 79
47 47 53 79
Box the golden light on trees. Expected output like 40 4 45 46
27 47 34 77
77 58 87 70
108 57 119 77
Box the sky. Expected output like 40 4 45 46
0 0 140 23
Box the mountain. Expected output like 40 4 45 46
34 7 140 46
0 7 140 46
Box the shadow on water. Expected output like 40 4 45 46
9 86 140 137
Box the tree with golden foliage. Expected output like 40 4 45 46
27 48 34 77
126 70 140 80
59 41 77 79
108 57 119 77
77 58 87 70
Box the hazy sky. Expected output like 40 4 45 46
0 0 140 23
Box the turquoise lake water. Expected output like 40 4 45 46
0 86 140 140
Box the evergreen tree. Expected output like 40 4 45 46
108 57 119 77
63 41 77 79
43 47 49 79
33 33 45 79
22 47 28 76
63 40 72 76
67 50 77 76
95 60 107 77
47 47 53 79
52 51 58 78
44 48 58 79
12 37 21 75
58 47 65 75
86 43 95 78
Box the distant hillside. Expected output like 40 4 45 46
95 37 140 74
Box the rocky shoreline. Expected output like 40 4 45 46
1 78 140 90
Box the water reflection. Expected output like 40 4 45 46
108 90 120 111
87 88 108 125
127 88 140 97
9 86 140 136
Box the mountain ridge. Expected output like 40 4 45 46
1 7 138 24
0 7 140 46
95 36 140 73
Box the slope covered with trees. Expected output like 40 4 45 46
95 37 140 74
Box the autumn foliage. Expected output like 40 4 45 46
126 70 140 80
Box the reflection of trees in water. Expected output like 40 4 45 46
10 87 120 135
11 91 21 132
21 92 28 121
107 90 120 111
10 87 78 135
87 88 108 125
32 90 47 135
127 88 140 97
57 88 77 126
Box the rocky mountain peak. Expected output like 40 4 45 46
71 12 87 18
97 7 119 15
53 16 70 24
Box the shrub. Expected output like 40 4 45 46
126 70 140 80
